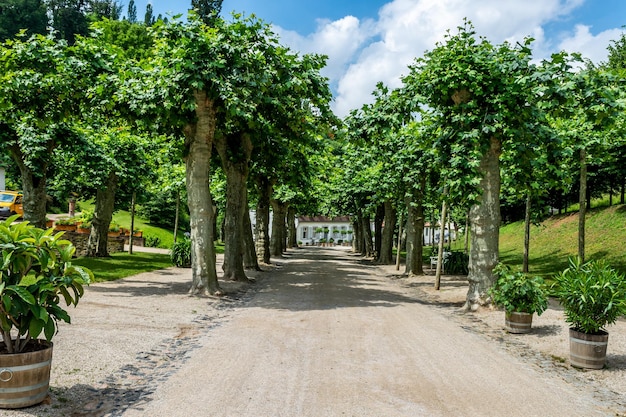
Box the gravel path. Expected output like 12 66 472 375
4 247 625 416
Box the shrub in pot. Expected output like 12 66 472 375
552 257 626 369
489 263 548 334
0 215 93 408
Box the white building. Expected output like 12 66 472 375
296 216 353 246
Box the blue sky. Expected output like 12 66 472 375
132 0 626 116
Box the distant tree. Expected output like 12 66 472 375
144 3 155 26
0 0 47 41
48 0 90 44
126 0 136 22
191 0 223 25
87 0 122 21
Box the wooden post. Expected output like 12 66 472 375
129 192 136 255
435 199 447 290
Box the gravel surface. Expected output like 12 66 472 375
2 247 625 416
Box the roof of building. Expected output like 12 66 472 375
298 216 351 223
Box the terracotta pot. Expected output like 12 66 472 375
54 224 76 232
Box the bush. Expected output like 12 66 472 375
144 235 161 248
552 258 626 334
445 251 469 274
171 238 192 268
490 263 548 315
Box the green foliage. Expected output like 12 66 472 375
144 235 161 248
489 263 548 315
0 0 48 41
0 215 93 353
54 216 78 225
445 250 469 275
170 238 191 268
552 257 626 334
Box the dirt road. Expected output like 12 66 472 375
120 247 611 417
7 246 623 417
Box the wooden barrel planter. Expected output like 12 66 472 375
569 328 609 369
505 311 533 334
0 341 53 409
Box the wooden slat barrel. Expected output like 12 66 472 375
505 311 533 334
0 341 53 409
569 328 608 369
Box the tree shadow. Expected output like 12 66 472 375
533 324 562 337
249 250 420 312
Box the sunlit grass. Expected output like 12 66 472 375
72 252 173 282
499 204 626 276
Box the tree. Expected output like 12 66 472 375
48 0 90 44
406 22 548 310
0 33 115 228
191 0 222 26
0 0 47 41
144 3 155 26
126 0 137 23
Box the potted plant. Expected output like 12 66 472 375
108 222 121 237
75 209 93 234
0 215 92 408
489 263 548 334
552 258 626 369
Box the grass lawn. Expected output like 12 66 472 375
73 252 174 282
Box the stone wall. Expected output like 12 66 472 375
60 232 125 257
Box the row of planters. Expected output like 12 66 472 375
490 259 626 369
52 212 143 237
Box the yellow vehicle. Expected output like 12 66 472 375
0 191 24 219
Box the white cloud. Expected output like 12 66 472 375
273 0 619 117
558 24 624 64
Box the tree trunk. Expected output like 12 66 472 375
578 148 587 262
87 171 117 257
215 132 253 282
281 202 289 252
464 137 502 311
287 206 298 248
374 204 384 258
183 90 220 296
395 212 403 271
242 188 260 271
404 186 425 276
255 176 273 264
9 144 49 228
523 192 531 273
361 212 374 257
377 201 396 264
270 199 286 257
620 179 625 204
435 198 447 290
464 211 470 254
352 218 361 253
